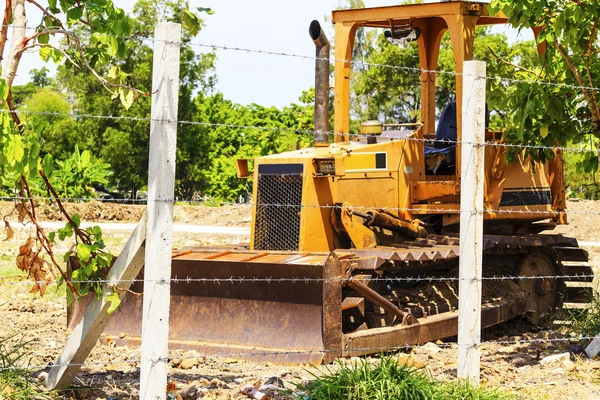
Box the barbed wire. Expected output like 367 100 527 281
4 195 600 217
1 109 599 155
0 272 596 287
4 20 600 395
186 40 600 93
5 20 600 93
0 334 592 373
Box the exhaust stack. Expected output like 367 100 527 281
309 20 330 147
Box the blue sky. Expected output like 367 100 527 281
11 0 530 108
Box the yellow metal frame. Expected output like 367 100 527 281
247 2 566 252
332 2 507 182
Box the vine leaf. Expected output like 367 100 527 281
16 204 28 223
76 243 92 262
106 291 120 314
16 238 35 272
3 221 14 242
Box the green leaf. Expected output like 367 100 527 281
106 291 121 314
48 231 56 243
0 79 7 100
119 88 135 109
66 7 84 22
6 135 24 164
197 7 215 15
39 46 52 61
38 34 49 45
112 18 132 36
43 153 54 177
117 41 126 60
109 36 119 56
77 243 93 262
80 150 91 167
72 214 81 228
48 0 60 13
51 48 63 63
183 10 200 36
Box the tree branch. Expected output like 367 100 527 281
39 170 91 244
6 90 23 134
488 46 539 77
26 27 148 98
554 39 600 131
19 42 80 69
584 21 600 130
0 0 11 62
19 178 80 296
25 0 65 31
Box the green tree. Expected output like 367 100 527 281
56 0 217 198
21 88 83 160
490 0 600 169
30 67 51 87
195 90 315 202
11 68 54 105
352 26 539 130
0 0 212 300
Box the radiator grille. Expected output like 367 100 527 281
254 165 303 251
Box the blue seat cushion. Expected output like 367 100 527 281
424 145 455 175
435 102 457 148
435 101 490 148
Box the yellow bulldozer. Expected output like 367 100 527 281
89 1 592 365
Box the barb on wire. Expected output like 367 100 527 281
186 41 600 93
1 109 599 155
5 22 600 93
3 194 600 217
0 272 596 288
0 334 591 373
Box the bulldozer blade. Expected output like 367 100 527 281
97 250 343 365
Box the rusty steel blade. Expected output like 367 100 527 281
99 251 343 365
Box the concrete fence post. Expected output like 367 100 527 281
140 21 181 400
457 60 486 383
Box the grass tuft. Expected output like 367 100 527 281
296 355 516 400
434 380 518 400
566 293 600 339
0 335 56 400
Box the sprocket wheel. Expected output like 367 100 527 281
517 252 561 324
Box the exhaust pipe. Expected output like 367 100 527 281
309 20 330 147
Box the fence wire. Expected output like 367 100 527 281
4 23 600 93
3 18 600 396
4 195 600 217
0 273 596 287
2 108 599 156
0 335 592 373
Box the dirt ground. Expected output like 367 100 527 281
1 200 600 399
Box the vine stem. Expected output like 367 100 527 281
39 170 91 244
19 175 80 297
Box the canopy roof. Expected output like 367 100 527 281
332 1 507 28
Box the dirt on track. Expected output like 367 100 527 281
1 199 600 399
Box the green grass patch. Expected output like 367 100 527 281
296 356 516 400
566 293 600 339
0 335 57 400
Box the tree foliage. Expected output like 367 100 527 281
0 0 214 303
490 0 600 169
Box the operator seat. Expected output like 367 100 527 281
424 102 457 175
424 102 489 175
